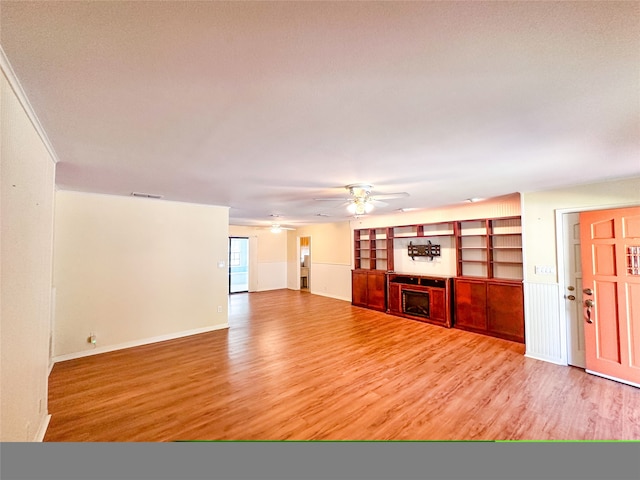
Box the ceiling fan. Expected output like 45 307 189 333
315 184 409 215
262 214 297 233
268 224 296 233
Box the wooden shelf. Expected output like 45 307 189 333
455 216 522 281
353 216 524 345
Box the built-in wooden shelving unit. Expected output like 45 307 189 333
352 216 525 343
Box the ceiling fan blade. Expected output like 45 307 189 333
313 197 352 201
369 192 410 200
267 223 296 232
369 199 388 207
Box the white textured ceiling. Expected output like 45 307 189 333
2 1 639 227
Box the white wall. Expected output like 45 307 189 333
1 70 56 441
392 236 456 277
52 191 229 360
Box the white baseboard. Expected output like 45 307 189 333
35 414 51 442
311 290 351 303
524 352 567 366
52 324 229 364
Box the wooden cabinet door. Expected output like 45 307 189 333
367 271 387 311
387 283 402 314
487 282 524 343
429 288 447 325
352 270 368 307
454 279 487 331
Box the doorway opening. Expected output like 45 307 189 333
300 236 310 291
229 237 249 294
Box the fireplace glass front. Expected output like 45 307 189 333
402 290 430 318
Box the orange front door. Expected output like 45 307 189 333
580 207 640 386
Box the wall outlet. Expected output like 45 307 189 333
217 306 222 313
88 334 97 345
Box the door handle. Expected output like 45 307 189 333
567 295 576 301
585 298 594 324
583 288 593 295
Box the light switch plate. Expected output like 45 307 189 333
535 265 555 275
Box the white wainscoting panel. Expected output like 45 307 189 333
524 282 565 365
255 261 288 291
309 263 352 302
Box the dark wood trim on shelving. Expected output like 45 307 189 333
353 216 524 343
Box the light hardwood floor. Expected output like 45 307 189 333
45 289 640 441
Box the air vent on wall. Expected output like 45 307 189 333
131 192 163 199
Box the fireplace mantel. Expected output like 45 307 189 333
387 273 453 327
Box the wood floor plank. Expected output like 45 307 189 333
44 289 640 441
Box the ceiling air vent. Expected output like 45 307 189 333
131 192 163 199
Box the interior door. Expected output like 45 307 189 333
580 206 640 386
563 212 586 367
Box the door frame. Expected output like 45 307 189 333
297 235 311 291
554 202 639 366
228 236 249 294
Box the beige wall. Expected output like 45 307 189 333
229 225 287 263
294 222 352 265
1 72 56 441
53 191 229 359
229 225 287 291
290 222 352 300
522 177 640 284
351 193 521 231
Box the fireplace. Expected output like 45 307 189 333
402 290 430 319
387 274 452 327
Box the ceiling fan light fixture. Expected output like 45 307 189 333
270 224 282 233
348 198 374 215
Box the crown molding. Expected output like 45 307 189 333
0 44 59 163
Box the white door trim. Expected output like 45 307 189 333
554 201 639 368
